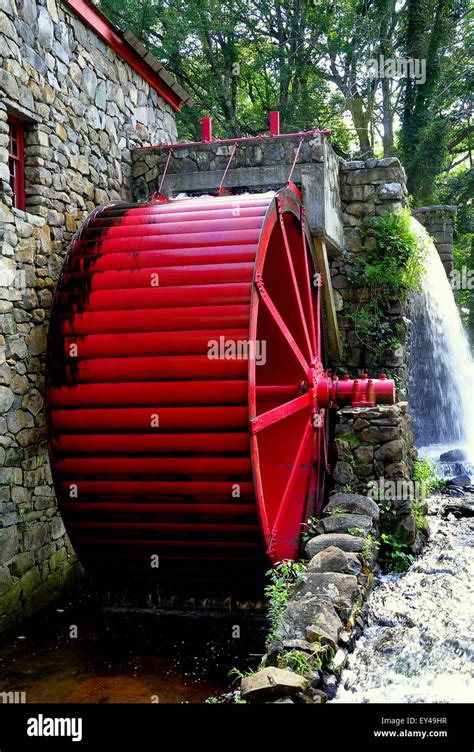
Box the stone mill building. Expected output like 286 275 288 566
0 0 192 632
0 1 457 636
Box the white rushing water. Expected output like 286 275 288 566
334 498 474 703
333 219 474 704
407 218 474 465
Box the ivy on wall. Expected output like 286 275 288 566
346 208 427 366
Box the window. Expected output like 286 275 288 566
7 115 26 211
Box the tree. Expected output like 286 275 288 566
97 0 351 147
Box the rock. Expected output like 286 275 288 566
0 527 19 564
82 67 97 100
294 573 360 620
439 448 467 462
361 425 399 443
315 513 373 536
441 501 474 518
264 639 284 667
397 514 416 545
325 492 380 520
354 445 374 465
281 595 343 643
377 182 403 199
305 533 367 558
240 667 309 701
0 565 13 596
307 546 362 576
447 474 471 488
0 385 14 413
321 673 338 700
374 439 405 463
445 486 465 498
305 623 338 651
332 648 348 671
37 7 54 50
332 461 356 485
281 639 315 654
308 688 327 703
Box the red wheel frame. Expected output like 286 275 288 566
45 185 329 586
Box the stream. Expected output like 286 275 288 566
0 587 265 703
334 494 474 703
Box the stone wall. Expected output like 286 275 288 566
0 0 177 633
131 133 344 252
239 491 381 703
332 402 422 548
334 158 410 383
413 205 456 278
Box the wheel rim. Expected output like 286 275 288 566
249 187 327 563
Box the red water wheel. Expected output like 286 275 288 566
46 185 330 588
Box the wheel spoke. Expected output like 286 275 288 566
250 392 312 434
267 419 314 550
255 274 309 374
301 227 318 355
277 202 313 360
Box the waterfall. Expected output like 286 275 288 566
406 217 474 466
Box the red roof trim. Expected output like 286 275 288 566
61 0 182 112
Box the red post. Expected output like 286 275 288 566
201 117 213 142
269 111 280 136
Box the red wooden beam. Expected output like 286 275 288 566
61 0 183 112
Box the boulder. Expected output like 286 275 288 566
374 439 405 463
441 501 474 518
307 546 362 576
315 513 373 536
305 533 367 558
240 667 309 701
439 448 467 462
397 514 416 544
281 639 315 654
447 474 471 488
294 573 360 620
281 594 343 643
332 461 356 485
321 673 338 700
324 492 380 520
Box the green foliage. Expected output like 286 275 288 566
301 516 319 546
97 0 351 148
412 458 443 498
344 433 361 449
363 534 380 558
342 484 356 493
350 208 427 363
398 0 471 203
380 532 414 573
228 666 255 682
412 498 428 534
347 526 366 536
264 560 307 645
362 208 427 294
278 643 334 675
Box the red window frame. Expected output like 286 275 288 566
7 115 26 211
